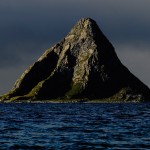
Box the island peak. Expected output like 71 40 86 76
1 18 150 102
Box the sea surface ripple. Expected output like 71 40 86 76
0 103 149 149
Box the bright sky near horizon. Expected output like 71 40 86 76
0 0 150 94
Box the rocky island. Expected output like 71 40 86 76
0 18 150 103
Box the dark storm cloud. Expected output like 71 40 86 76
0 0 150 94
0 0 150 47
1 0 150 45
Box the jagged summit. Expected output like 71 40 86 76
70 17 98 31
1 18 150 102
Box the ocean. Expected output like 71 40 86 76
0 103 149 149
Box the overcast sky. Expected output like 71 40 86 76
0 0 150 94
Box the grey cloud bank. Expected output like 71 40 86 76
0 0 150 94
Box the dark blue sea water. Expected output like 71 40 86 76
0 103 149 150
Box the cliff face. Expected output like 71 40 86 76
1 18 150 102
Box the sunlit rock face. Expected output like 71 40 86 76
1 18 150 102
